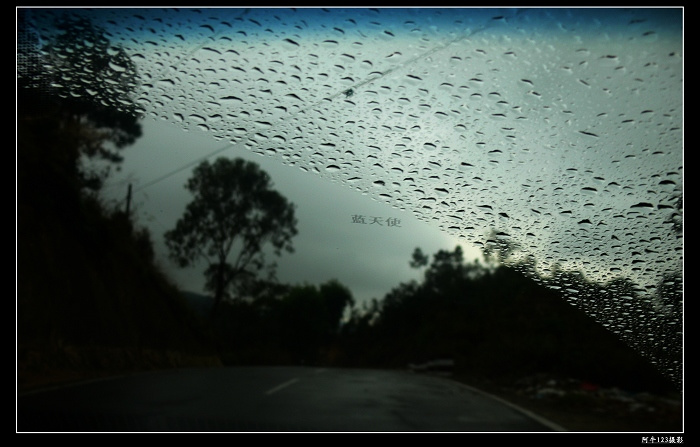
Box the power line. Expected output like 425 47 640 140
102 141 236 210
108 13 499 198
132 141 236 193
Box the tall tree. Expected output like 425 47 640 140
165 157 298 317
18 11 143 191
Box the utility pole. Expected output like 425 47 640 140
125 183 132 216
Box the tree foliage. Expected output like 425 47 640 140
319 280 354 334
165 157 298 316
17 12 218 364
409 247 429 269
18 11 143 191
338 245 679 392
209 279 354 366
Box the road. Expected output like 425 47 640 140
17 366 565 432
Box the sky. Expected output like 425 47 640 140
101 117 484 306
75 5 683 307
27 7 682 296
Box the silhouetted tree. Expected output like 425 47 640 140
18 11 143 191
654 272 683 318
668 191 683 236
423 246 465 289
409 247 429 269
319 280 354 335
341 244 678 391
17 11 160 349
480 229 522 266
164 157 298 317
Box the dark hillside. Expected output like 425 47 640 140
18 19 222 389
18 155 221 392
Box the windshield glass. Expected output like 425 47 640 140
17 7 683 432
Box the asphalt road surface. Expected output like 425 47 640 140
17 366 565 432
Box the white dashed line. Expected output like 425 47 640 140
265 378 299 395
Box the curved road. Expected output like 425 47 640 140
17 366 565 432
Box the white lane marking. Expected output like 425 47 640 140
452 381 569 432
265 378 299 395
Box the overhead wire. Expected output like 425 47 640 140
28 7 508 206
103 9 506 208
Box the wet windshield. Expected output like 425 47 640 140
17 7 683 432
